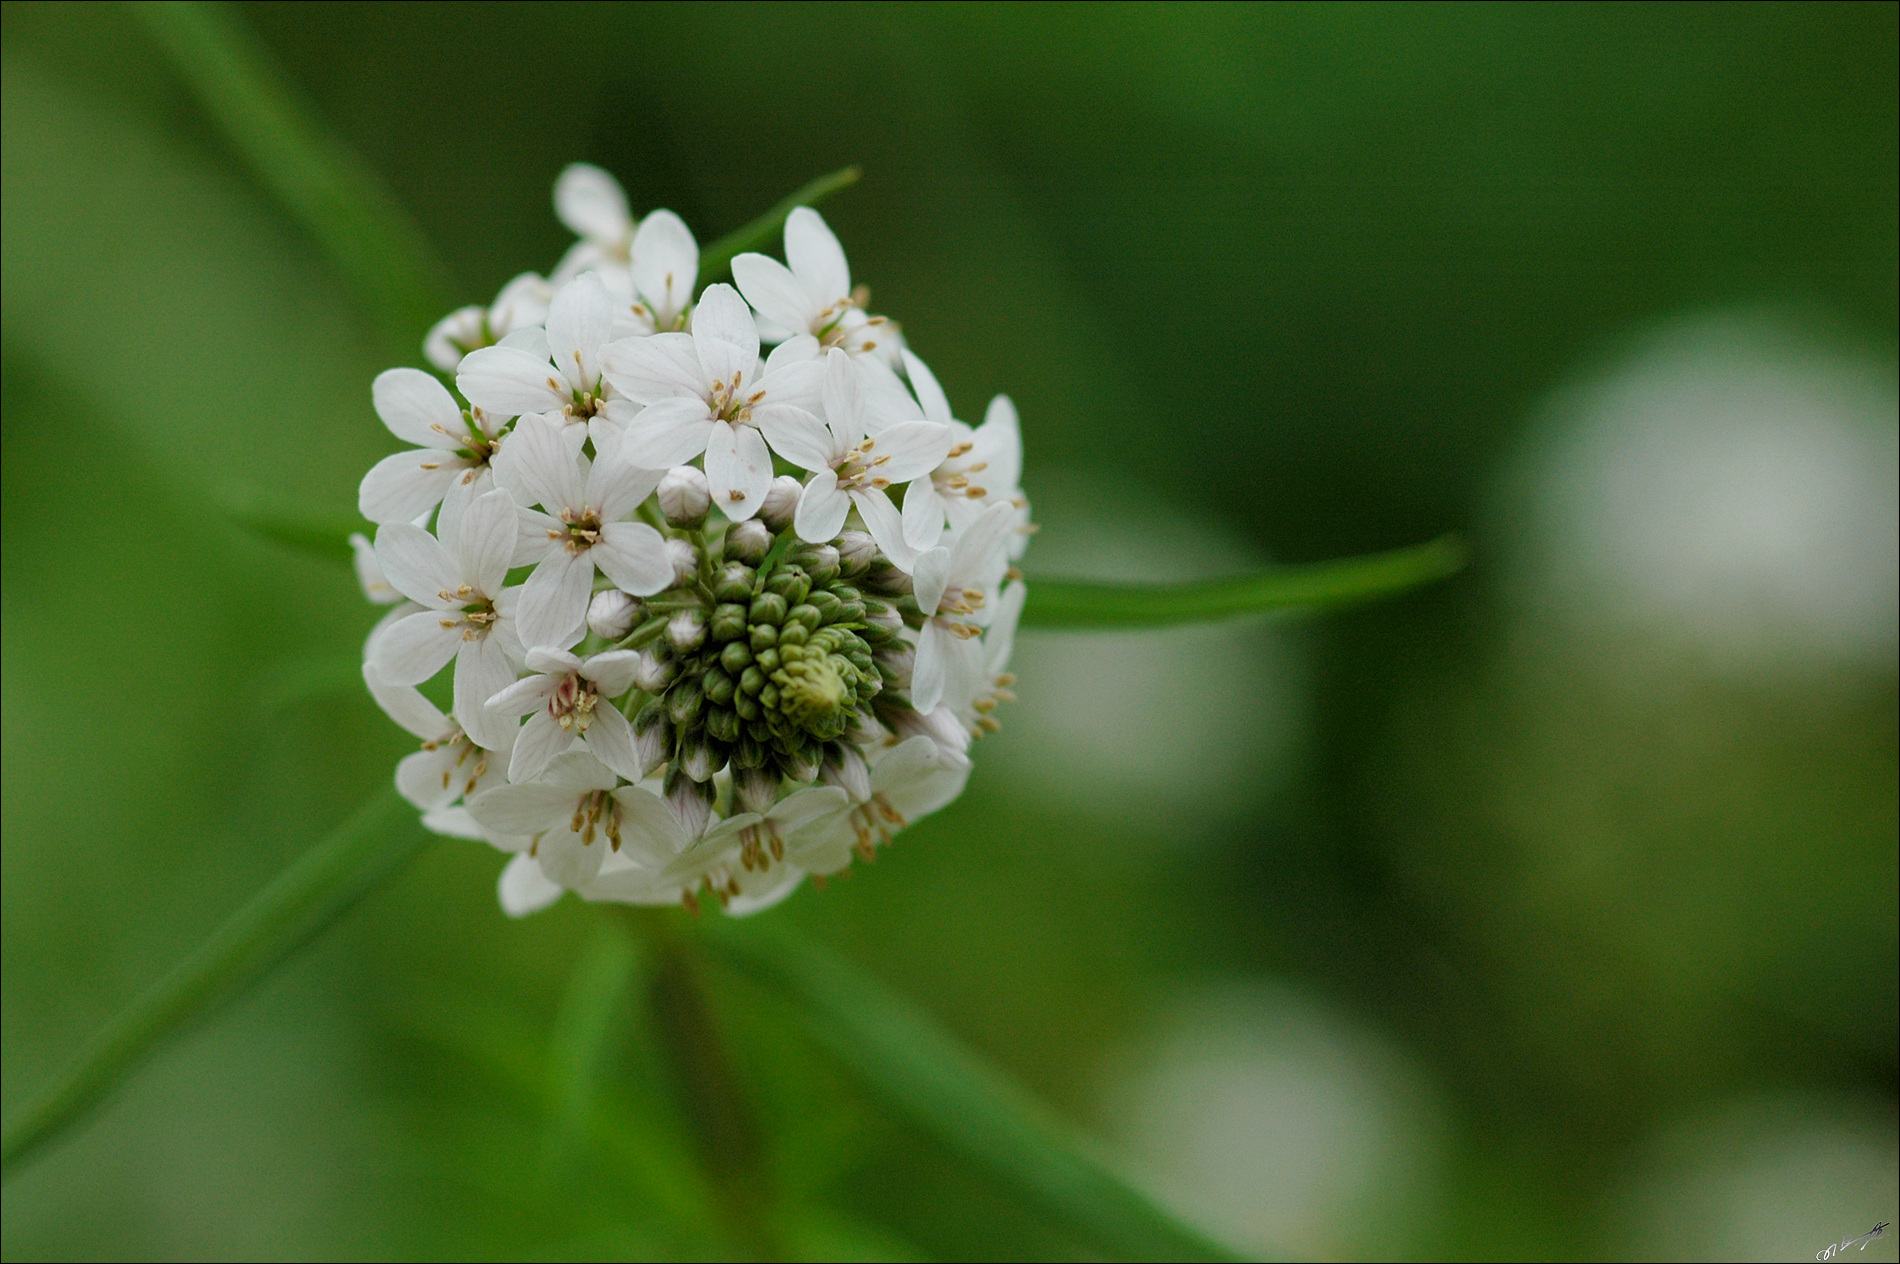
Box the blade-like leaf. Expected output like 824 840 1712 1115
0 787 426 1175
698 166 863 282
128 0 454 358
1022 533 1467 628
695 919 1252 1262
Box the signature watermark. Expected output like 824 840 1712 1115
1817 1222 1890 1261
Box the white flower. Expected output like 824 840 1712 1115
909 500 1018 713
731 207 901 363
951 577 1025 737
598 283 823 520
786 735 971 876
363 663 512 813
485 646 644 784
497 852 565 918
550 163 635 284
358 368 507 527
900 367 1026 555
618 210 699 336
424 271 553 373
350 532 403 605
456 271 623 426
579 784 849 913
464 749 628 892
501 412 672 651
765 349 953 564
368 487 524 749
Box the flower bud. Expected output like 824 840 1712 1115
713 563 756 602
665 772 714 837
821 744 872 802
759 475 804 529
793 544 841 584
860 599 903 644
875 641 915 687
587 589 641 640
726 518 772 563
880 699 973 758
776 741 822 784
862 559 914 596
657 465 710 527
835 530 879 576
667 609 707 653
664 537 700 587
677 731 717 783
634 648 675 694
735 766 781 815
633 705 670 775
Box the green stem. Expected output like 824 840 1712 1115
128 0 454 358
1 787 426 1175
698 167 862 283
695 917 1251 1262
1021 532 1467 628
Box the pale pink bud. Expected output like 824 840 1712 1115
666 610 707 653
664 538 700 587
657 465 710 527
634 648 675 693
835 530 878 575
759 475 803 529
726 518 772 563
586 589 641 640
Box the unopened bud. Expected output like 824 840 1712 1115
795 544 840 583
835 530 878 575
667 609 707 653
821 744 872 802
666 773 714 836
664 538 700 587
735 766 781 815
759 475 803 529
875 642 915 687
677 732 717 783
726 518 771 563
657 465 710 527
881 699 972 758
776 741 822 784
587 589 641 640
860 599 903 644
862 559 914 596
634 648 675 693
633 704 670 775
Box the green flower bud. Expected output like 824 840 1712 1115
755 648 780 673
787 603 822 634
740 665 767 696
713 564 756 603
667 679 703 726
720 641 754 674
765 566 810 606
777 622 809 648
807 590 843 624
710 602 748 642
703 665 735 705
749 592 787 627
705 706 741 742
749 622 778 651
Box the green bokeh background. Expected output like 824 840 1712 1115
3 3 1894 1259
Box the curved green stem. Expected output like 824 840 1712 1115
1021 533 1467 628
699 166 862 283
1 788 426 1175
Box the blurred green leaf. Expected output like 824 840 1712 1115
127 0 454 357
1022 533 1467 628
696 918 1253 1262
542 921 643 1175
0 788 426 1175
699 166 862 282
222 484 364 561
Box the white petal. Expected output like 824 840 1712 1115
546 270 615 393
630 210 699 323
583 705 641 781
511 506 561 569
609 786 689 864
516 551 594 655
704 423 773 522
593 521 674 596
457 487 522 597
856 489 919 572
456 345 568 417
359 451 458 524
902 350 953 423
501 412 587 515
764 333 823 374
766 785 851 831
372 609 462 685
949 500 1018 586
582 649 641 697
901 477 947 552
976 394 1023 490
435 464 494 546
585 436 665 522
794 473 851 543
422 805 493 843
757 355 825 412
498 853 566 917
820 347 867 449
877 734 973 820
756 405 838 472
491 272 553 332
467 779 575 835
912 546 952 616
620 397 714 468
784 206 851 309
856 355 926 428
863 420 955 483
536 820 608 890
486 671 559 717
496 323 551 363
396 747 460 810
455 635 521 750
731 252 815 335
691 284 760 390
985 580 1027 677
509 710 574 783
373 367 466 448
425 307 485 373
599 331 704 402
911 620 950 713
541 749 621 793
363 661 449 739
724 867 806 916
374 522 458 606
554 162 631 244
524 647 583 676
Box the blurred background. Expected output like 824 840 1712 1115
3 3 1894 1259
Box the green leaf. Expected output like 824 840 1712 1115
127 0 455 358
1 787 427 1175
542 922 644 1174
698 166 863 282
695 919 1252 1262
1021 533 1467 628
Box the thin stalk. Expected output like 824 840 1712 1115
698 167 862 283
1 788 426 1174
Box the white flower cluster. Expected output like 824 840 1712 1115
354 165 1030 916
